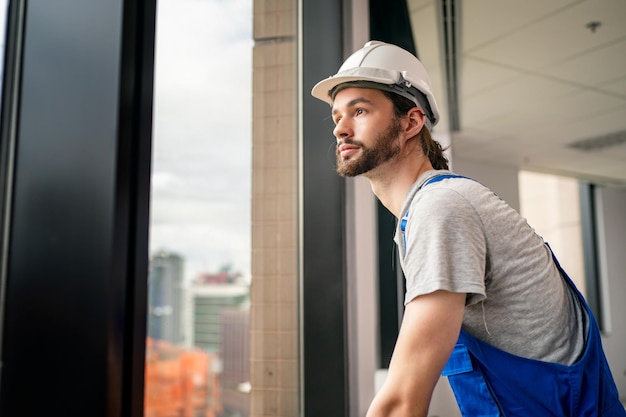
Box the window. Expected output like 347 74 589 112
147 1 253 416
0 0 7 101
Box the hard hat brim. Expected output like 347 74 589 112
311 71 398 105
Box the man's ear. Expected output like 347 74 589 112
406 107 426 135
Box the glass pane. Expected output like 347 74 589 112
0 0 9 102
147 1 252 416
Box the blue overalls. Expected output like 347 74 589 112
441 247 625 416
412 175 626 416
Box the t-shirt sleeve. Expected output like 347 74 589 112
403 187 487 306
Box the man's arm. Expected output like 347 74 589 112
366 290 466 417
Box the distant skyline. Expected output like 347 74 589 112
150 0 253 282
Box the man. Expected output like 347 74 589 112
311 41 625 417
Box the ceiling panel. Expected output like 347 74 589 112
462 74 578 126
461 58 524 96
462 0 576 51
539 39 626 86
602 77 626 95
529 104 626 144
467 1 626 71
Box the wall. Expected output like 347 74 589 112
452 158 520 212
596 186 626 401
518 172 585 293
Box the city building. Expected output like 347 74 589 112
190 282 249 353
148 250 185 345
220 308 250 417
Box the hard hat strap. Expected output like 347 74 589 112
388 80 435 128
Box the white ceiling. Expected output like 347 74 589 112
409 0 626 186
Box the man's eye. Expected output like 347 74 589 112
356 108 365 115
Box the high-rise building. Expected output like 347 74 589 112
190 283 249 353
220 308 250 417
148 250 185 344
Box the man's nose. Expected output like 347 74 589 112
333 118 352 140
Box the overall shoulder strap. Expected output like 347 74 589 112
423 173 470 187
400 174 471 233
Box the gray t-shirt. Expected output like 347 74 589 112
394 170 586 365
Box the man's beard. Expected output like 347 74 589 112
336 117 402 177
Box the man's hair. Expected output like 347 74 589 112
382 90 449 170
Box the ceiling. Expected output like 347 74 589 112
409 0 626 187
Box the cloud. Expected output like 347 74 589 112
150 0 252 281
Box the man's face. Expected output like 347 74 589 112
331 87 403 177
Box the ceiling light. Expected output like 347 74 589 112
568 130 626 151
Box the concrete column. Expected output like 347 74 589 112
250 1 299 415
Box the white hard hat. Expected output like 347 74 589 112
311 40 440 127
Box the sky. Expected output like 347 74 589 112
150 0 253 282
0 1 6 87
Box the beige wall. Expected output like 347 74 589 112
519 171 585 293
250 0 299 416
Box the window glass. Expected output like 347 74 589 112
147 1 252 416
0 0 8 102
